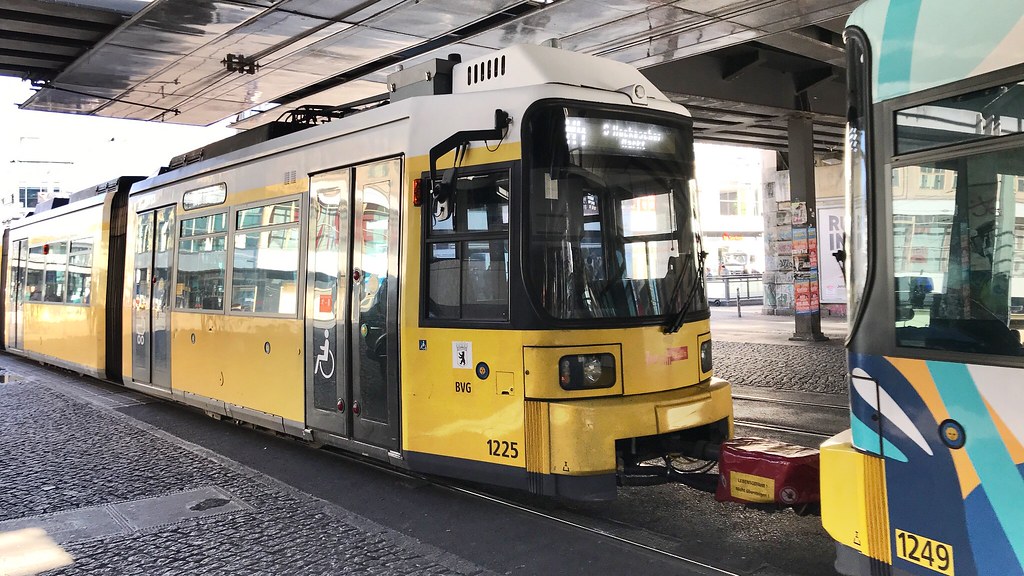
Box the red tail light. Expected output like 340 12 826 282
413 178 424 207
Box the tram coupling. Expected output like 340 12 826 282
617 436 821 515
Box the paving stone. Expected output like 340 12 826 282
712 341 848 394
0 359 494 576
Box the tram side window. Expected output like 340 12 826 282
425 170 510 321
26 246 44 301
892 146 1024 356
66 239 93 305
177 213 227 311
231 199 301 315
43 241 67 303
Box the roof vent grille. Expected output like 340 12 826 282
467 55 506 87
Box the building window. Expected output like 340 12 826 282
720 189 738 216
18 187 42 208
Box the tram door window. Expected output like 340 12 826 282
133 212 154 384
307 170 349 438
305 158 401 449
152 207 175 388
133 207 176 388
8 240 25 349
351 158 400 448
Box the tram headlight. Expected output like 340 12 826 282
558 353 616 390
700 339 713 374
582 357 603 385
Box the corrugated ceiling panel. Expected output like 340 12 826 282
106 1 268 53
230 78 386 129
468 0 640 48
57 43 183 91
560 6 705 53
267 26 424 76
728 0 862 33
365 0 523 37
607 22 761 67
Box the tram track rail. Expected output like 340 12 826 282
732 391 849 443
310 442 745 576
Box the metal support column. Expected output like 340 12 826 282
788 114 828 341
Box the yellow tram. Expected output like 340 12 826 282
3 45 731 500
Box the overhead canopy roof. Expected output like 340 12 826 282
2 0 861 152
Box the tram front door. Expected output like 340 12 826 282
306 158 401 451
132 207 174 389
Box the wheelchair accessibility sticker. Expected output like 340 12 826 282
316 329 335 378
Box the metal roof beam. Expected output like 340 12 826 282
756 30 845 67
0 7 114 33
0 29 95 51
645 53 845 119
721 49 763 82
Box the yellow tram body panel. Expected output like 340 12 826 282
9 201 111 376
545 377 731 475
399 320 727 475
21 304 105 371
169 313 305 423
820 431 892 564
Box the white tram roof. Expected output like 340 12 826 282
452 44 668 103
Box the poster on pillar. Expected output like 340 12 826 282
794 272 819 314
817 206 847 304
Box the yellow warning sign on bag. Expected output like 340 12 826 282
729 471 775 503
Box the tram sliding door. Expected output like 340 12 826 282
132 207 175 388
7 240 25 349
306 158 401 450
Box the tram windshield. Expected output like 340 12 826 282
525 104 706 323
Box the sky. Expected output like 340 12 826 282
0 77 237 196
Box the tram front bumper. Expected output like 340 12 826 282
539 377 732 478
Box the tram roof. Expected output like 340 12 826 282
2 0 860 153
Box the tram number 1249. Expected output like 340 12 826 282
486 439 519 459
895 529 954 576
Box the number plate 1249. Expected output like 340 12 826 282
895 529 954 576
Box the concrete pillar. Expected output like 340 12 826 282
787 114 828 341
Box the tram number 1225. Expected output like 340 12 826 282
895 529 954 576
486 439 519 459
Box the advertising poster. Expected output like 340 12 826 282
792 202 808 226
817 206 847 304
792 227 808 253
794 272 818 314
776 241 793 255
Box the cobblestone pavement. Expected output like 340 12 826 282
0 360 493 576
712 340 848 394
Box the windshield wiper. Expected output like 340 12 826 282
664 250 707 334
